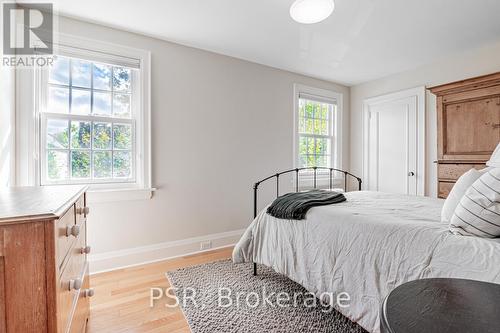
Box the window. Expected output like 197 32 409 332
15 34 151 199
39 55 137 185
297 96 336 168
295 86 341 176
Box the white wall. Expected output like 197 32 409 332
350 40 500 198
53 16 350 272
0 28 16 187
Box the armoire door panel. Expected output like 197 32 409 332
444 97 500 156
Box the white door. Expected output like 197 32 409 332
363 87 425 195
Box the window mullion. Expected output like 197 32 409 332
111 120 114 178
111 66 115 117
301 133 332 140
90 63 94 181
67 119 71 180
91 121 95 180
90 61 94 115
313 137 316 165
42 112 133 124
69 58 73 114
48 82 71 89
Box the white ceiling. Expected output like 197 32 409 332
49 0 500 86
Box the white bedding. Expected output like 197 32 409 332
232 191 500 333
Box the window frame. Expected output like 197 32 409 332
297 97 335 169
38 57 138 185
293 84 343 182
16 32 152 198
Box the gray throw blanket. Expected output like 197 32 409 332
266 189 346 220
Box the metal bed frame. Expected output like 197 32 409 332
252 166 362 275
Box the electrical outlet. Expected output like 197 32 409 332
200 241 212 251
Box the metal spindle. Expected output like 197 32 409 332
344 172 348 192
295 169 299 192
313 167 317 189
276 174 280 197
253 183 259 218
253 182 259 276
329 169 333 190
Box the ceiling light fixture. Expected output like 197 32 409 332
290 0 335 24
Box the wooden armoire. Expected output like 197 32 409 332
429 73 500 198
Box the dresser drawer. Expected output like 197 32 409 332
56 205 77 269
69 271 91 333
438 163 486 181
65 220 87 279
438 181 455 199
57 220 87 333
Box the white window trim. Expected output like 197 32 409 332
16 32 153 201
293 84 343 185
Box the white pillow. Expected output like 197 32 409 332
441 168 482 223
450 168 500 238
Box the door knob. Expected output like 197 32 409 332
408 172 415 177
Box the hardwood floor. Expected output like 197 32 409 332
87 247 234 333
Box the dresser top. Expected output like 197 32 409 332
0 185 87 224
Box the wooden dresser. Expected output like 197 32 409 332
0 186 92 333
429 73 500 198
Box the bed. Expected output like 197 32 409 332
232 169 500 333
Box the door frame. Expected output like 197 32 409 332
362 86 426 195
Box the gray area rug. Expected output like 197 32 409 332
166 259 367 333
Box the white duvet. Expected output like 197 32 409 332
232 191 500 333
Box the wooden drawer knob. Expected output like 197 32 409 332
81 246 91 254
84 288 95 298
66 225 80 237
69 278 82 291
76 207 90 215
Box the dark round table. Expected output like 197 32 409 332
381 278 500 333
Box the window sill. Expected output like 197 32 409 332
87 187 156 204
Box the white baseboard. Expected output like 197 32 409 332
88 229 246 274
